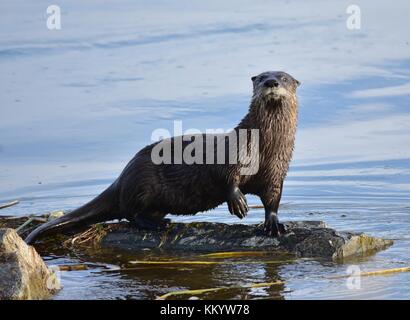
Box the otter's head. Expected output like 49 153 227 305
251 71 300 102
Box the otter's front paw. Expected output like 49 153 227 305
264 213 286 237
227 187 249 219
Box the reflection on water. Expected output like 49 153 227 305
41 248 289 300
0 0 409 299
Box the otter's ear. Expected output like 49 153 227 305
251 76 257 82
295 79 301 86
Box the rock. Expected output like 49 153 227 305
97 221 393 261
0 228 60 300
0 215 394 262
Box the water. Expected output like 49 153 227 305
0 0 409 299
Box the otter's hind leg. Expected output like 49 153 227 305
261 183 287 237
129 211 170 231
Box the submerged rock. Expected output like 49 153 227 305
0 228 60 300
96 221 393 261
0 215 394 262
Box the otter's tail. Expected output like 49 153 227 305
25 183 119 244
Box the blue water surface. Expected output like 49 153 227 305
0 0 409 299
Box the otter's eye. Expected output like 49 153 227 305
281 77 287 82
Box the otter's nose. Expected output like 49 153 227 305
264 79 279 88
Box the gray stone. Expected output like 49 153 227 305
0 215 393 262
0 228 60 300
98 221 393 261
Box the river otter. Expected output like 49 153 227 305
25 71 300 244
